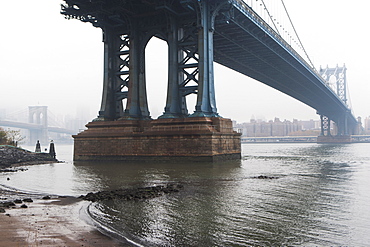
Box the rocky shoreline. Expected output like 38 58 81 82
0 145 57 169
0 183 184 214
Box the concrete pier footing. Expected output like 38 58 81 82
73 117 241 162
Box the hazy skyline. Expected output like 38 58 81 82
1 0 369 124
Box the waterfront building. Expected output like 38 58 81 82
235 118 321 137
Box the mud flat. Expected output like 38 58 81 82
0 194 124 246
0 179 183 246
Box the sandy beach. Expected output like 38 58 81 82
0 193 125 246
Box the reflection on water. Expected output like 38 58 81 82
1 143 370 246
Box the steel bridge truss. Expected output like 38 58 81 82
320 65 347 106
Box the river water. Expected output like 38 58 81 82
1 143 370 246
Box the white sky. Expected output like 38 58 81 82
0 0 369 124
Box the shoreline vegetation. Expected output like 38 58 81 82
0 147 184 245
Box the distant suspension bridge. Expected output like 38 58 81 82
0 106 77 144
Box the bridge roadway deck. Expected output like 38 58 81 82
214 0 356 126
0 120 42 130
0 120 76 135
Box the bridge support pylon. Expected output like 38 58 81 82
64 0 241 161
317 114 352 144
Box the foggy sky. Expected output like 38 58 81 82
0 0 369 124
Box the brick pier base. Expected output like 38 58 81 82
317 135 352 143
73 117 241 162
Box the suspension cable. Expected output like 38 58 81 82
260 0 280 36
280 0 316 70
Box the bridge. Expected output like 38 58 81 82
0 106 76 144
61 0 358 161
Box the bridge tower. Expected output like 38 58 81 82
320 65 348 106
28 106 48 145
62 0 241 161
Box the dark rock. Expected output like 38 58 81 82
80 183 184 202
14 199 23 204
254 175 279 179
0 202 16 208
1 167 28 173
23 198 33 203
20 204 28 208
0 208 5 213
42 196 51 200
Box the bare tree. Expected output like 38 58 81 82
6 129 25 147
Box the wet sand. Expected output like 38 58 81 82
0 194 125 246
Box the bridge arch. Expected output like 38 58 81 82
28 106 47 126
28 106 48 144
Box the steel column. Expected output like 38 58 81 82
191 1 219 117
97 28 126 120
160 18 191 118
97 24 150 121
122 21 150 120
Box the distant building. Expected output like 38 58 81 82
234 117 321 137
364 117 370 134
300 119 319 130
